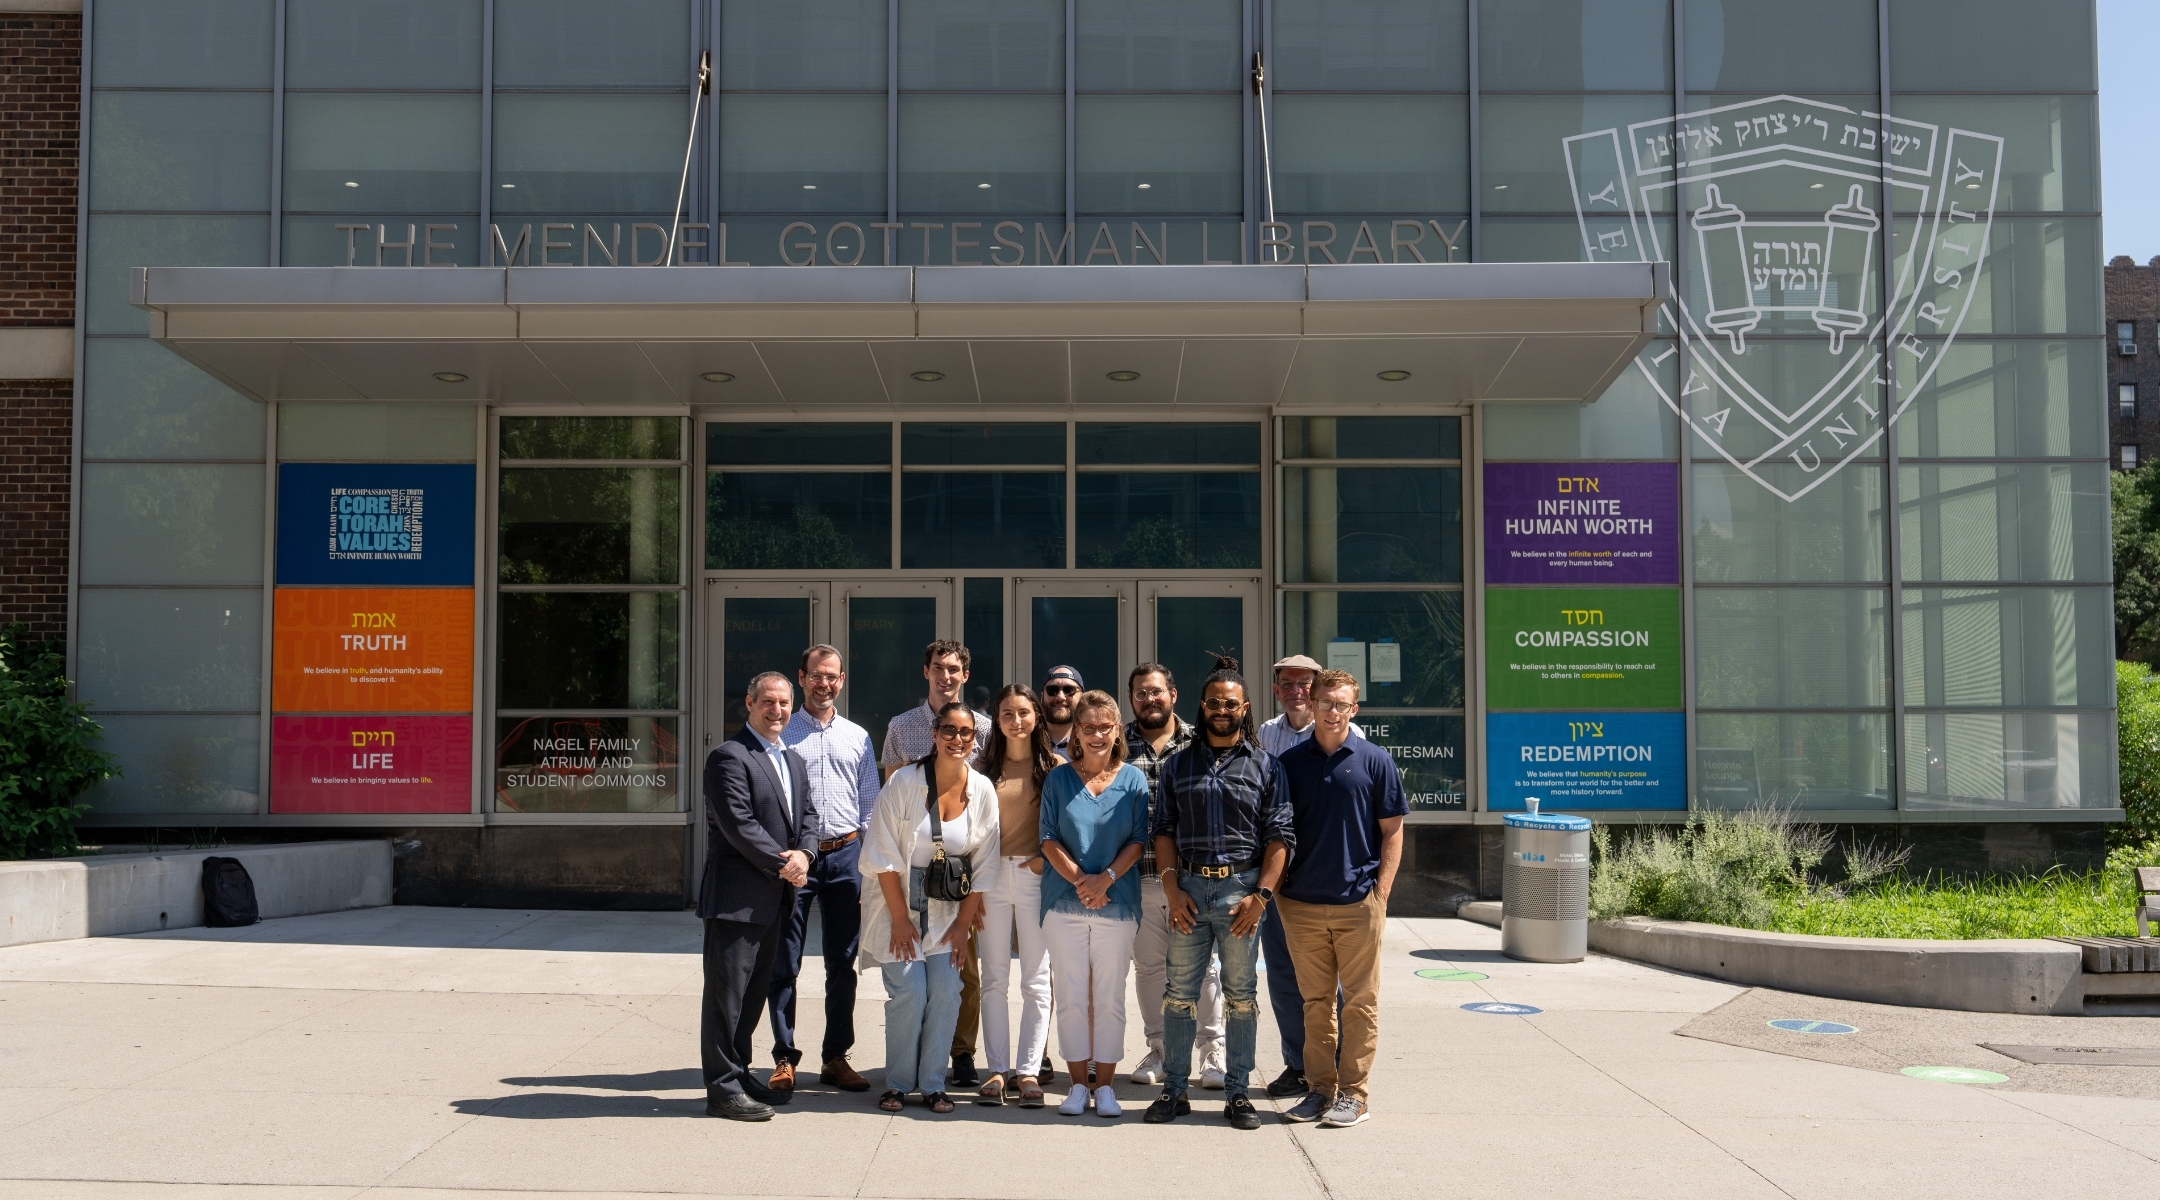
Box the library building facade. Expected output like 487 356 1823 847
39 0 2111 906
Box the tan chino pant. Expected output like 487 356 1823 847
1275 892 1386 1102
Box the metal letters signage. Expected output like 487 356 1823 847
1483 462 1678 584
1568 95 2003 502
1484 587 1682 710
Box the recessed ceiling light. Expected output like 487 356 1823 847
911 370 945 382
1106 370 1141 382
432 371 468 383
344 181 359 187
1376 370 1411 382
1966 182 1980 189
977 182 992 189
700 372 734 383
501 182 516 188
1810 182 1824 189
803 184 817 189
1493 184 1507 190
1137 183 1152 189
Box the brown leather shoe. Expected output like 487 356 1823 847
820 1056 870 1092
767 1060 796 1094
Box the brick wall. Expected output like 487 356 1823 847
0 380 71 642
2107 256 2160 470
0 11 80 326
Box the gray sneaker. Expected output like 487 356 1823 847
1282 1091 1331 1124
1320 1095 1369 1127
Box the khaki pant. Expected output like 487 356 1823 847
951 930 980 1058
1275 892 1385 1101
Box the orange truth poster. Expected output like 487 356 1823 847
273 587 473 713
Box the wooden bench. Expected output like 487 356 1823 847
2141 867 2160 939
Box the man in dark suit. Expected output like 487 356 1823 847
700 670 819 1121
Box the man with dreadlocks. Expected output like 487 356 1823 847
1143 655 1293 1131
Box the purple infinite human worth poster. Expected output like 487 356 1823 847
1483 462 1679 584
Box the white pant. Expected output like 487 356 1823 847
977 856 1053 1075
1136 875 1224 1064
1042 908 1136 1065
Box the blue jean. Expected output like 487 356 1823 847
1162 869 1262 1096
881 953 962 1095
768 837 862 1066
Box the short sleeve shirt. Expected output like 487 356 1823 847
1277 733 1407 906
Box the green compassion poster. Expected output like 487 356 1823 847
1485 587 1681 709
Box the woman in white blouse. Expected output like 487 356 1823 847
859 700 1003 1113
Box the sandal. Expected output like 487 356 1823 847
925 1092 956 1114
976 1073 1006 1106
1015 1075 1045 1108
877 1089 905 1113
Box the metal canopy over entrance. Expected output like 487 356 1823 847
132 262 1668 411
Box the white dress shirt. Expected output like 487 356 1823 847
749 728 793 802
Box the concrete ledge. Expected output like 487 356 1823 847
1455 900 2084 1015
0 841 393 949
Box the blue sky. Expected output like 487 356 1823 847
2101 0 2158 261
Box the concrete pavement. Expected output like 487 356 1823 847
0 906 2155 1199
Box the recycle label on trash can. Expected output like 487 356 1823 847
1461 1001 1543 1015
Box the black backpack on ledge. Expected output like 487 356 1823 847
200 856 259 927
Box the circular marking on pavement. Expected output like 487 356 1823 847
1900 1066 2009 1085
1461 1001 1542 1015
1768 1019 1859 1036
1416 968 1490 981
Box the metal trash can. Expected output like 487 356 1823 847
1501 801 1592 963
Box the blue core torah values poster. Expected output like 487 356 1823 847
276 463 475 586
1485 711 1686 810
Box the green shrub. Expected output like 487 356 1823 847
0 624 118 859
2119 660 2160 849
1589 808 1833 928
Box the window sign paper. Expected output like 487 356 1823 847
1326 638 1367 691
277 463 475 586
1369 640 1402 684
1486 711 1686 811
1483 462 1678 584
1484 587 1681 710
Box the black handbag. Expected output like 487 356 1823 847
922 776 974 902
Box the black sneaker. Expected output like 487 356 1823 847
1144 1089 1190 1124
1264 1067 1307 1098
1225 1094 1261 1130
949 1054 979 1089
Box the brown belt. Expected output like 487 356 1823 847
818 830 860 853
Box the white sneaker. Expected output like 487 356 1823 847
1093 1085 1122 1118
1130 1050 1165 1085
1058 1085 1091 1116
1200 1064 1226 1090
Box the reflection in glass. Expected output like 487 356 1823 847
1272 0 1468 90
709 422 891 466
1480 95 1675 215
282 94 481 212
1031 596 1119 703
1901 588 2113 709
1894 340 2104 460
1281 591 1464 709
286 0 482 88
1485 355 1678 461
94 0 274 88
500 468 681 585
493 0 693 87
86 216 268 336
495 715 680 813
1694 589 1887 708
1903 712 2109 810
898 95 1064 213
902 472 1064 569
1273 96 1469 213
1694 713 1890 810
899 0 1063 89
848 596 940 756
83 339 264 461
1284 468 1462 583
1075 96 1242 214
1888 95 2094 213
498 592 680 710
493 94 691 212
706 472 891 570
1897 216 2099 338
963 578 1005 714
79 464 265 586
1282 416 1460 460
1079 422 1260 465
1889 1 2094 92
721 0 888 89
1075 0 1239 90
504 416 681 460
1898 463 2109 583
720 597 808 738
720 95 887 212
1076 473 1259 569
90 92 273 212
1691 463 1885 584
279 403 476 461
1154 595 1242 726
1478 0 1671 91
1682 0 1877 93
76 590 262 713
903 423 1064 465
1358 715 1466 811
78 714 261 815
1680 339 1889 463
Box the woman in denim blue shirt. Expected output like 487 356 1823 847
1037 689 1148 1118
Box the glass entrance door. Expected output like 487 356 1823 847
704 581 829 752
839 580 953 751
1014 580 1132 700
1014 578 1258 712
1139 578 1261 724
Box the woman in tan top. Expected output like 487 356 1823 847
971 683 1062 1107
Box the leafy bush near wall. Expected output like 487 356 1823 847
2120 660 2160 849
0 624 118 859
2114 463 2160 665
1587 809 1905 927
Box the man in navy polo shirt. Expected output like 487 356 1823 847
1273 669 1405 1130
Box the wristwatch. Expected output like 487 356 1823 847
1104 864 1119 883
1257 886 1275 902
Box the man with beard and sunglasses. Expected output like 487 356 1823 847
1039 665 1083 759
1122 663 1225 1089
1144 657 1292 1131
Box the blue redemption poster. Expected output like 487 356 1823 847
277 463 476 586
1486 711 1686 811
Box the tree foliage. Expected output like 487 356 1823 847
2118 660 2160 848
0 625 118 859
2112 463 2160 665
